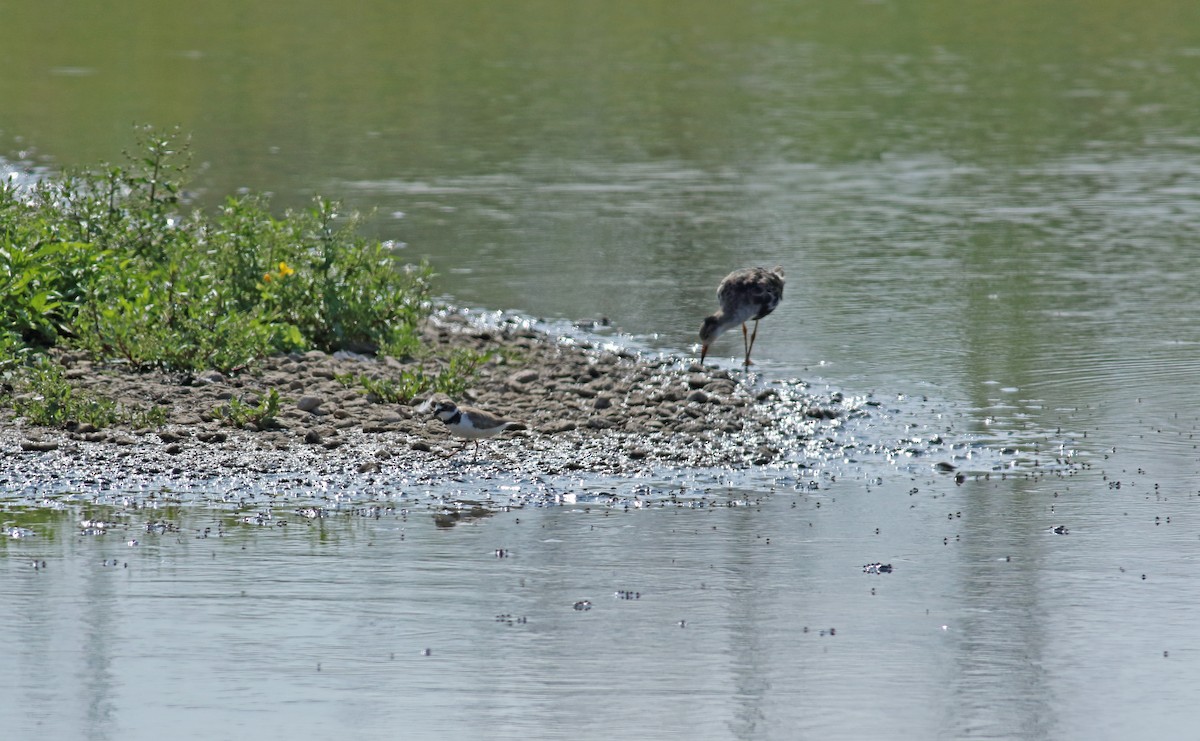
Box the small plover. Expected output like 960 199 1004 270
431 400 525 461
699 266 785 366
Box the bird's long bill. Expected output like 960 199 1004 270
700 344 710 364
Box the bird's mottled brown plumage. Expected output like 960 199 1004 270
699 266 785 366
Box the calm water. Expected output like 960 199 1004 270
4 1 1200 738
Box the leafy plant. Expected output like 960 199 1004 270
2 354 167 429
216 388 281 428
1 126 433 375
432 349 485 398
334 350 485 405
336 370 429 404
0 127 473 433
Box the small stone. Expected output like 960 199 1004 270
410 440 432 452
196 370 225 384
687 374 709 389
296 396 322 413
304 430 323 445
586 417 614 430
196 431 227 444
508 369 539 385
165 443 184 455
686 390 709 403
593 396 612 410
20 440 58 452
357 460 380 474
705 383 736 398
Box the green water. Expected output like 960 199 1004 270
4 2 1200 738
8 1 1200 166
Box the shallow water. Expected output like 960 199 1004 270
5 1 1200 738
3 438 1195 741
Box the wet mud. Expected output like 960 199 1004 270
1 310 866 489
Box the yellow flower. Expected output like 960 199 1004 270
263 272 272 282
278 261 295 277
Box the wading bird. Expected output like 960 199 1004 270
431 400 525 461
699 266 785 366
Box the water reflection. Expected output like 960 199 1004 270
0 422 1194 741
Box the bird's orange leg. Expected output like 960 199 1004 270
443 439 474 459
741 323 751 366
745 319 760 366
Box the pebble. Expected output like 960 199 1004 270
20 440 59 452
296 396 322 413
508 369 538 385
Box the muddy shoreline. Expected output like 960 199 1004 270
1 310 863 488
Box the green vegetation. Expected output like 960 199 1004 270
336 370 428 405
5 355 167 429
216 388 281 429
0 127 449 430
335 348 486 404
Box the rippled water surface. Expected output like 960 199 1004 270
4 1 1200 738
